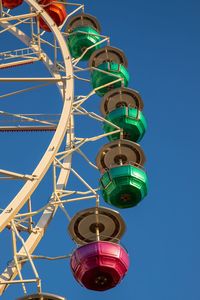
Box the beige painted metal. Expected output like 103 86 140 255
0 138 73 295
0 57 40 69
0 169 36 180
0 77 70 82
0 126 57 132
0 12 37 22
0 0 75 293
0 111 57 126
0 0 74 233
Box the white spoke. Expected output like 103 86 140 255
0 76 69 82
0 83 55 100
0 169 37 180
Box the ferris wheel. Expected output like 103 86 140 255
0 1 148 299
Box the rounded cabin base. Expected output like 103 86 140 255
100 165 148 209
70 241 129 291
91 62 130 96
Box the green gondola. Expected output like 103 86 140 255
67 26 101 60
103 106 147 142
89 46 129 96
66 13 101 60
91 62 130 96
100 164 148 209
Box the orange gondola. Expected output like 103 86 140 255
39 0 67 32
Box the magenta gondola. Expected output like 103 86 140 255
70 241 129 291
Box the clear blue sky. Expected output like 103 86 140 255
1 0 200 299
